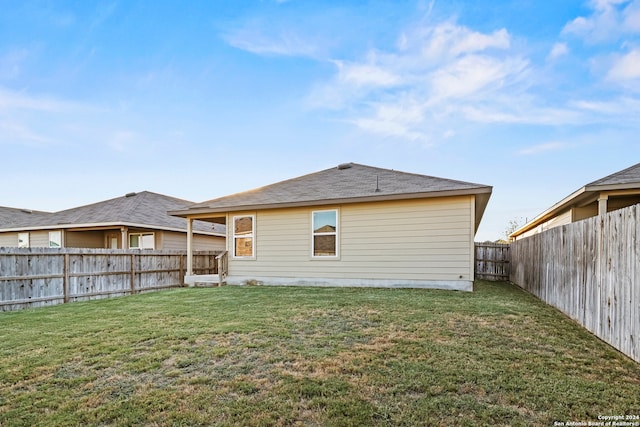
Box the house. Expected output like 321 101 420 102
170 163 492 291
510 162 640 241
0 191 225 250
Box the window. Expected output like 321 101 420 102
233 215 254 258
129 233 154 249
18 232 29 248
312 210 338 257
49 231 62 248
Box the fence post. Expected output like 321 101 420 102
130 253 136 295
179 255 185 286
63 253 70 303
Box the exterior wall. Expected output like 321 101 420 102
572 205 597 222
162 231 225 251
65 230 105 248
28 231 50 247
516 209 573 240
226 196 475 290
1 228 225 250
0 232 18 247
0 230 57 247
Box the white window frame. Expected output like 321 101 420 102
128 232 155 250
232 215 255 259
311 209 339 259
49 231 62 248
18 232 29 248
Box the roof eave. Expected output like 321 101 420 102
511 181 640 238
0 221 224 237
170 187 493 218
510 187 588 238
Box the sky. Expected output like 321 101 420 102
1 0 640 241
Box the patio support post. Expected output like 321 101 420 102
121 226 128 249
598 194 608 217
186 217 193 275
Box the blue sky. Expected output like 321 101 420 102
1 0 640 241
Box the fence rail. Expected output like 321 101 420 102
510 203 640 363
474 242 510 281
0 248 221 312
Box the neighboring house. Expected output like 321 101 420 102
170 163 492 291
0 191 225 251
511 162 640 241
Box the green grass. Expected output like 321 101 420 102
1 281 639 426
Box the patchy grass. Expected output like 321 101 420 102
0 281 639 426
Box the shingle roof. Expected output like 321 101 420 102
172 163 492 232
181 163 492 212
587 162 640 187
0 192 223 235
0 207 51 228
511 161 640 238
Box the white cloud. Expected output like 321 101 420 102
0 87 77 112
562 0 640 41
400 22 510 61
607 48 640 81
548 42 569 60
308 19 551 140
305 6 640 142
223 26 321 58
624 1 640 29
334 61 401 88
225 30 316 56
349 99 428 141
571 96 640 114
430 54 528 101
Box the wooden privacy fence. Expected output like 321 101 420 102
510 203 640 363
0 248 222 312
475 242 510 281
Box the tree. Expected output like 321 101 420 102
504 217 525 241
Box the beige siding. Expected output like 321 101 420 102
162 231 225 251
518 209 574 240
0 232 18 247
573 205 597 222
65 231 105 248
0 230 56 247
228 196 474 282
544 210 572 229
29 231 51 247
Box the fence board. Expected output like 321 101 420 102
510 203 640 363
0 248 221 311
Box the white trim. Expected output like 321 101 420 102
232 214 255 259
18 232 29 248
225 275 473 292
48 230 63 248
311 209 339 259
128 232 155 250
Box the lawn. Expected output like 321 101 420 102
0 281 639 426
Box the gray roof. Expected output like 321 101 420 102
588 162 640 187
0 207 51 228
172 163 492 231
511 161 640 237
0 191 224 235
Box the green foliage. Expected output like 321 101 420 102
1 282 639 426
